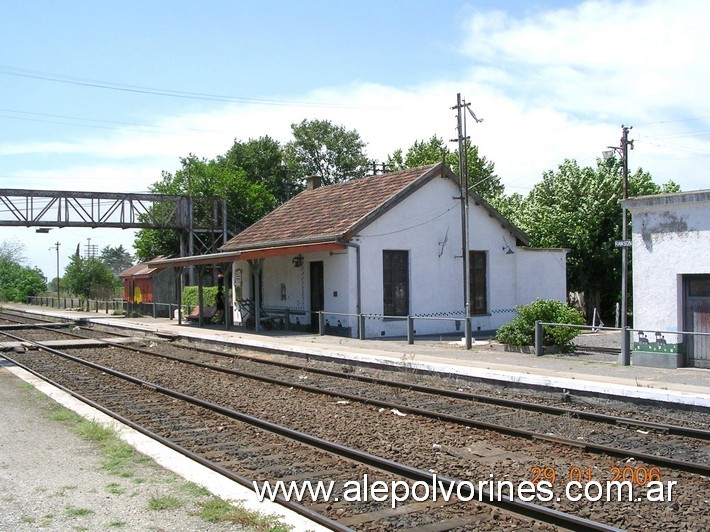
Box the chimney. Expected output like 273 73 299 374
306 175 322 190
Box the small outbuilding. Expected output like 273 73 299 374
219 163 568 338
119 256 178 317
623 190 710 368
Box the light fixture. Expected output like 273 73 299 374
502 237 515 255
36 228 51 233
292 254 304 268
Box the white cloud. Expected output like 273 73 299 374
2 0 709 202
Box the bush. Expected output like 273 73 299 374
496 299 585 348
182 286 218 311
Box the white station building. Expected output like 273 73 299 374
623 190 710 368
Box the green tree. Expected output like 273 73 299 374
0 239 47 302
386 136 504 202
0 259 46 302
100 245 134 276
218 136 291 202
285 119 369 186
63 256 121 299
0 239 27 263
510 157 679 319
134 154 278 261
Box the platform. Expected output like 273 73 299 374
4 303 709 409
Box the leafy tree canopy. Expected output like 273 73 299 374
100 245 134 276
387 136 504 202
0 239 46 302
285 119 369 186
134 122 371 261
134 151 279 261
508 157 680 317
0 238 28 264
63 255 121 300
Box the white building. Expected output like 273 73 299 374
623 190 710 368
219 163 567 338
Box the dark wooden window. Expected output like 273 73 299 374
469 250 487 315
383 250 409 316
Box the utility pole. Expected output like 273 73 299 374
606 125 634 365
452 94 483 350
619 125 633 365
50 242 60 304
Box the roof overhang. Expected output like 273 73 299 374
146 242 346 271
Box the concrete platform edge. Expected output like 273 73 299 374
4 365 328 532
104 318 710 409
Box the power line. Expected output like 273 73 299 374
0 108 223 134
0 64 391 110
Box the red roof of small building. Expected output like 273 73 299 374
219 162 528 252
220 164 443 251
118 255 169 278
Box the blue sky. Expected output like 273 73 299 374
1 0 709 278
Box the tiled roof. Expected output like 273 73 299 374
118 255 168 278
221 164 442 251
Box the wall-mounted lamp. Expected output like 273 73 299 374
292 254 304 268
502 237 515 255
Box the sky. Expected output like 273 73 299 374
1 0 709 279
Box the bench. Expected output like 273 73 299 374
185 306 216 322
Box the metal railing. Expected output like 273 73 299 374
316 311 468 344
534 321 710 366
27 296 180 320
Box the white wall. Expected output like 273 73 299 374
231 251 354 329
630 201 710 333
228 173 568 338
357 175 463 336
515 248 568 304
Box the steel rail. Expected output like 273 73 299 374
0 348 350 532
92 339 710 477
1 336 621 532
100 337 710 441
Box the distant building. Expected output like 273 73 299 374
119 256 177 317
623 190 710 368
218 163 567 337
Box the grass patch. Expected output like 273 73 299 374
106 482 125 495
108 521 127 528
52 485 78 497
148 495 183 511
101 439 139 477
46 403 150 478
179 481 211 497
46 407 82 423
64 505 94 517
195 498 291 531
76 420 114 443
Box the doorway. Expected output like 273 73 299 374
683 275 710 368
310 261 324 332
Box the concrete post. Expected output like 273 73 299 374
535 320 543 356
318 311 325 336
407 316 414 345
359 314 366 340
619 327 631 366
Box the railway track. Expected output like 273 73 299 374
1 333 621 531
50 334 709 477
2 310 708 530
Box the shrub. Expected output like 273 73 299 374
496 299 585 348
182 286 218 311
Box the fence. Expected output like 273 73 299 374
314 310 468 344
534 321 710 367
27 296 179 320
